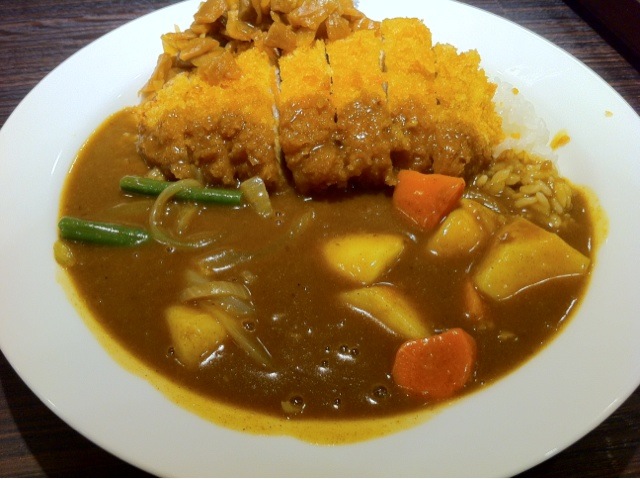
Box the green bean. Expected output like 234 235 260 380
58 216 150 246
120 175 243 205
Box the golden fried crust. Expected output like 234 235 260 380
326 29 393 189
137 49 285 190
382 18 502 178
137 5 504 193
278 41 346 193
382 18 438 172
429 44 503 177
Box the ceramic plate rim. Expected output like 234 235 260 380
1 0 639 476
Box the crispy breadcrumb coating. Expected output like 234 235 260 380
136 2 503 194
137 49 285 190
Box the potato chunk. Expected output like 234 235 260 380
426 199 501 258
473 217 590 300
339 285 432 339
322 233 405 284
165 304 227 368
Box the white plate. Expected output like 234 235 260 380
1 0 639 476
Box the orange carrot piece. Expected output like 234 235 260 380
463 279 487 323
462 279 494 330
392 328 477 400
392 170 465 230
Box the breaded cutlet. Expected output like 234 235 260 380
136 0 503 193
278 40 344 194
136 48 285 189
326 29 393 189
382 18 502 178
429 43 503 177
381 18 438 172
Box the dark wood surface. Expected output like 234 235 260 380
1 0 638 476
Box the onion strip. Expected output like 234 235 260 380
180 280 251 302
176 203 199 233
149 179 218 249
201 303 274 369
286 209 316 240
212 295 256 317
197 249 253 274
240 176 273 218
195 207 316 273
184 268 209 286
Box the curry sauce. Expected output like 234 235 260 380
58 108 594 422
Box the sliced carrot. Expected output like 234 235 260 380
392 170 465 231
463 279 487 323
392 328 477 400
462 279 494 331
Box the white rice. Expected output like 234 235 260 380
492 78 556 161
470 78 573 231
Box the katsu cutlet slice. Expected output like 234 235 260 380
278 40 345 194
381 18 438 172
326 29 393 188
136 48 285 190
429 43 503 177
226 48 284 187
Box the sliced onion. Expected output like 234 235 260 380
182 270 255 315
197 248 253 274
212 295 256 317
201 303 274 369
149 179 218 249
240 176 273 218
194 207 315 274
183 268 209 286
287 208 316 240
238 269 257 285
176 203 199 233
180 280 251 302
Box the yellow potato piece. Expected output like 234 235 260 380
165 304 227 368
473 217 590 300
339 285 432 339
427 199 501 258
322 233 405 284
428 208 484 258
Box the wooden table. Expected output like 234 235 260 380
1 0 638 476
